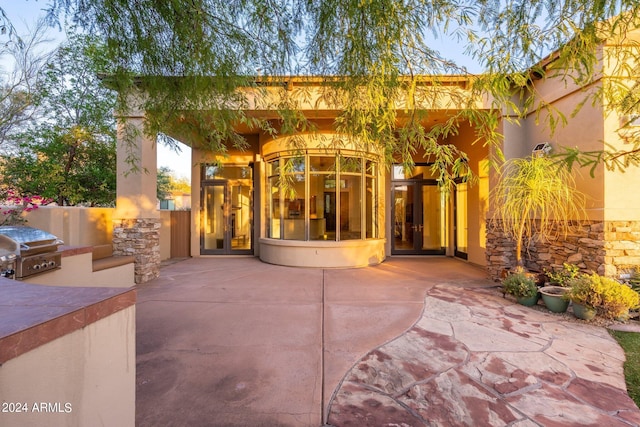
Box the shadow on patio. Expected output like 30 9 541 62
135 257 640 426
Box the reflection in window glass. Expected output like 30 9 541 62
310 156 336 172
283 171 306 240
341 174 361 240
204 165 252 180
392 164 436 180
268 176 280 239
366 177 376 238
456 183 468 254
266 153 377 242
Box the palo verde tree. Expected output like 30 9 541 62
3 1 640 181
0 19 53 152
1 32 117 206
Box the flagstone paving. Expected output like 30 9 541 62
137 257 640 426
327 285 640 426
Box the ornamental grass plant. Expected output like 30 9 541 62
490 156 586 268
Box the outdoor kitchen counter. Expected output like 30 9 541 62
0 277 135 363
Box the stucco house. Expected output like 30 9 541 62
112 32 640 284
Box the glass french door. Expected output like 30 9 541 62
392 182 446 254
201 181 252 254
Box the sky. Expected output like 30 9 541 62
1 0 193 183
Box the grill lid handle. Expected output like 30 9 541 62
20 239 64 251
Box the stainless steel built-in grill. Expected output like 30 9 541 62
0 226 63 279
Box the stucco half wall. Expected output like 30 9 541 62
259 237 386 268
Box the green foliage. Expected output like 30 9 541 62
1 32 116 206
545 263 581 287
490 156 586 267
610 330 640 408
502 272 538 298
8 0 637 177
1 1 639 179
567 273 640 319
157 166 191 201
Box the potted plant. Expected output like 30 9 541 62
546 263 581 286
565 274 600 320
502 271 539 306
490 156 586 269
567 273 640 320
539 285 570 313
538 263 580 314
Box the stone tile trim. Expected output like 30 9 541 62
486 220 640 280
113 218 161 284
0 282 135 364
327 285 640 426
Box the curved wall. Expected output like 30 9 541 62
259 237 386 268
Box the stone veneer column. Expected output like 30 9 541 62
114 113 160 284
113 218 161 284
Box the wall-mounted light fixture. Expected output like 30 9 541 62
532 142 552 157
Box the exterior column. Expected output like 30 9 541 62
113 115 160 284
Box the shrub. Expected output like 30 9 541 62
568 273 640 319
545 263 580 287
565 274 602 308
502 272 538 298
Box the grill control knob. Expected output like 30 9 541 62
33 264 41 270
41 262 49 269
48 261 56 268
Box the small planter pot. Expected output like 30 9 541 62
572 303 597 320
516 294 539 307
539 286 569 313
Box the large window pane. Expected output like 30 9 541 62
366 177 376 238
321 174 337 241
310 156 336 172
456 183 468 254
340 156 362 174
265 153 378 242
283 172 306 240
268 176 280 239
204 164 252 180
422 185 443 250
341 174 361 240
309 173 328 240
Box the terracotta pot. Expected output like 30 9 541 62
539 286 569 313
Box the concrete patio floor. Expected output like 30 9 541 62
135 257 640 426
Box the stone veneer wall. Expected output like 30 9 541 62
113 218 161 284
486 220 640 281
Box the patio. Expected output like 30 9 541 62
135 257 640 426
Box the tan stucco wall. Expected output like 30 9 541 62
23 206 114 246
515 75 606 221
0 306 136 427
454 123 491 266
115 116 159 219
159 210 172 260
23 252 135 288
